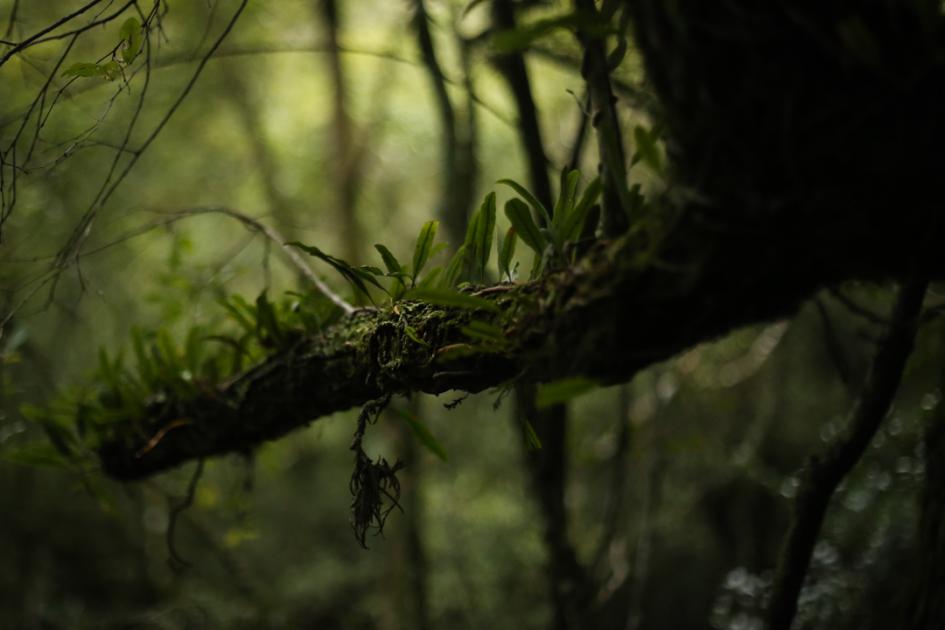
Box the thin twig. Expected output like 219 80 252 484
0 0 107 69
166 457 205 571
55 0 249 274
154 206 355 315
765 277 928 630
2 0 19 41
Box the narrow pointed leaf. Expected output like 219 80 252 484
255 291 283 345
498 178 551 225
521 419 543 450
287 242 383 300
474 192 496 280
406 288 499 312
443 244 468 288
504 198 545 254
553 169 581 229
418 266 443 289
219 297 255 334
392 408 448 462
561 177 602 241
375 244 403 276
498 226 518 281
412 220 438 283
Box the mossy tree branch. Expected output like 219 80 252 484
96 206 943 481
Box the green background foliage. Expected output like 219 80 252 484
0 1 940 629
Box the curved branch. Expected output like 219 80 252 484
765 276 928 630
0 0 108 69
92 198 944 481
153 207 355 315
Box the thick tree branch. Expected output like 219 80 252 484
95 208 942 481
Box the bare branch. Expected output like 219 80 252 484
765 276 929 630
0 0 109 69
155 206 355 315
49 0 247 297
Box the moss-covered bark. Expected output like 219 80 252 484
99 202 943 480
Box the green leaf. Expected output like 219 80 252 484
130 328 156 387
153 328 181 383
255 291 283 345
1 444 73 470
97 348 121 390
473 192 496 280
120 17 142 63
62 62 106 78
40 419 76 458
374 245 407 296
392 408 448 462
375 244 403 276
442 244 468 288
553 169 581 229
406 288 499 312
561 177 602 242
418 266 443 289
498 226 518 281
288 242 384 302
504 198 545 254
521 419 543 450
184 327 203 375
498 178 551 226
536 377 599 408
219 296 255 334
463 208 481 252
412 220 438 284
100 60 121 81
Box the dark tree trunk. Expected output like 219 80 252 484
910 408 945 629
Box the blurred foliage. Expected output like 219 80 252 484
0 1 941 629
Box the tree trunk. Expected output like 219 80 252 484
910 407 945 629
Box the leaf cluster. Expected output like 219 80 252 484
19 289 342 461
61 18 144 82
22 171 606 469
500 171 602 277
